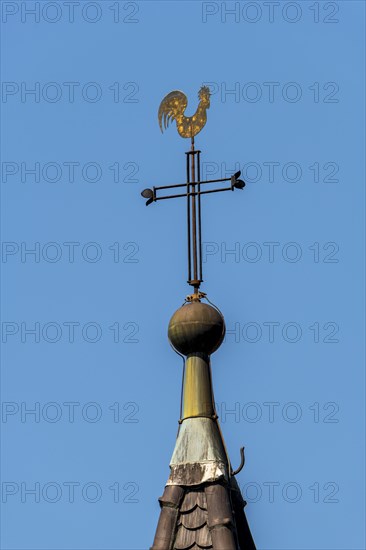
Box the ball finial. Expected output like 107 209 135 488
168 301 225 356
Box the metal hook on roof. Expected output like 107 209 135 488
231 447 245 476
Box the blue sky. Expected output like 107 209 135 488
1 1 365 549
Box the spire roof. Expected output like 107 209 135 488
152 478 256 550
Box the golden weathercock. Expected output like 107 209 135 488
158 86 211 139
142 86 256 550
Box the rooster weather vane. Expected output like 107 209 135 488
158 86 211 140
141 85 246 296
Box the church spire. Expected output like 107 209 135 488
142 86 256 550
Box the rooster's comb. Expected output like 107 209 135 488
199 85 211 98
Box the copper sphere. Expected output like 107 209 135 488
168 301 225 356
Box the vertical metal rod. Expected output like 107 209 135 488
197 150 202 283
186 152 191 283
190 138 198 292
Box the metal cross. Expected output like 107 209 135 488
141 87 246 295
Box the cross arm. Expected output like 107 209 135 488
141 171 245 206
